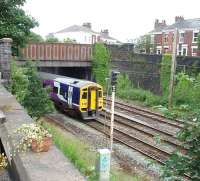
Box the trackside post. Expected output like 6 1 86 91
110 71 120 152
96 149 111 181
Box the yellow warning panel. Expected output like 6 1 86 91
90 89 96 110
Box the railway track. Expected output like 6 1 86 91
101 109 183 150
44 114 190 180
45 114 170 164
104 98 184 129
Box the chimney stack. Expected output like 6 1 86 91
101 29 109 36
175 16 184 23
154 19 166 29
82 22 92 29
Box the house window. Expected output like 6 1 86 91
150 35 154 44
193 31 199 42
179 32 184 43
164 34 168 43
182 48 187 56
192 46 198 56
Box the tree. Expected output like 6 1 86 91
45 34 59 43
92 43 110 88
63 37 77 43
134 34 153 54
0 0 38 54
22 61 55 119
27 32 44 43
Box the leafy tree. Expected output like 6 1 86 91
27 32 44 43
0 0 38 54
63 37 77 43
45 34 59 43
92 43 110 88
134 34 153 54
22 61 55 119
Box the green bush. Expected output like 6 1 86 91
116 74 161 107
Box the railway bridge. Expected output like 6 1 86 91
19 43 93 79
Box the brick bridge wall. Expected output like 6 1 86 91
111 52 200 95
21 43 92 61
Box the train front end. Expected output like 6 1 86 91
79 84 103 119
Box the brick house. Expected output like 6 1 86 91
150 16 200 56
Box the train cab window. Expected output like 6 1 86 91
82 92 87 99
53 86 58 94
98 91 102 98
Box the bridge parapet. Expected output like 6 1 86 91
20 43 92 61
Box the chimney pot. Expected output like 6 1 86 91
82 22 91 29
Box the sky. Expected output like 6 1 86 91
23 0 200 42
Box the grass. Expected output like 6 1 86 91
40 118 149 181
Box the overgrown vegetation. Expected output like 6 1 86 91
114 54 200 179
161 112 200 180
160 54 171 97
92 43 110 88
116 74 161 107
11 61 54 119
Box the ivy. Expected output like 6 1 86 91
160 54 172 96
92 43 110 88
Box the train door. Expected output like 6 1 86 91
68 86 73 108
88 87 97 110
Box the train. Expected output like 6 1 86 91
39 72 103 120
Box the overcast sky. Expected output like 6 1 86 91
23 0 200 42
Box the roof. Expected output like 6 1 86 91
39 72 99 88
100 33 121 43
165 18 200 30
150 18 200 34
55 25 97 34
55 77 97 88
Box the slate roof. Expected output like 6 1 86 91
55 25 98 34
150 18 200 33
165 18 200 30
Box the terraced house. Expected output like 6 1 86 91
150 16 200 56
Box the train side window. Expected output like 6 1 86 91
53 86 58 94
82 92 87 99
60 87 65 97
98 91 102 98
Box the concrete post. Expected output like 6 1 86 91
96 149 110 181
0 38 13 85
